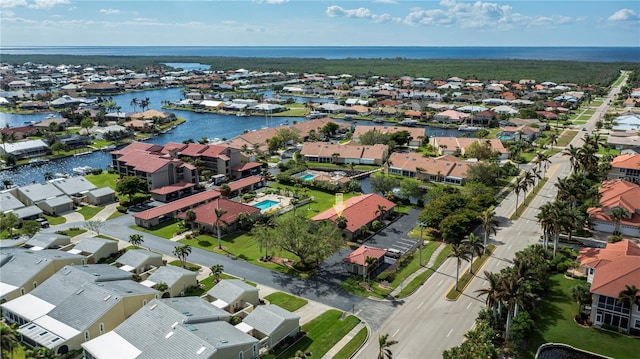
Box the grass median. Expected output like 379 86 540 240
265 292 308 312
445 244 496 300
332 327 368 359
396 244 452 298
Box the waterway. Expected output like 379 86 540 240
1 87 463 186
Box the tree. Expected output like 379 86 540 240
370 173 399 195
610 207 627 235
466 163 501 188
50 141 66 154
465 140 498 160
365 255 377 281
84 219 104 236
533 152 551 180
129 234 144 247
25 347 57 359
154 282 169 292
116 176 147 204
173 244 192 268
618 284 640 332
570 282 592 315
21 220 41 238
475 271 502 322
219 184 231 198
375 204 387 222
320 122 340 138
80 118 94 135
463 233 485 274
1 324 19 359
480 208 498 246
335 215 348 230
210 264 224 283
0 212 19 236
399 178 422 200
184 209 197 228
130 97 139 112
449 243 470 291
377 333 398 359
214 207 228 249
513 175 528 216
252 223 277 260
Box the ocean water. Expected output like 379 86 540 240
1 46 639 63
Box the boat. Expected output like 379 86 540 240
343 115 354 121
194 109 204 113
28 158 49 166
457 124 482 132
73 166 93 176
236 112 250 117
73 151 92 157
46 114 56 119
400 118 418 126
54 173 69 179
373 118 384 123
306 111 324 119
101 145 116 151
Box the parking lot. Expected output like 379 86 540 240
363 208 421 262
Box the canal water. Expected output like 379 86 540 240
1 87 462 186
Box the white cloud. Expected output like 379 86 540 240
608 9 640 22
326 5 400 23
373 0 398 4
1 0 27 9
1 10 16 17
28 0 70 10
222 20 237 25
100 9 120 15
265 0 289 4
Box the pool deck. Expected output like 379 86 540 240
247 193 292 213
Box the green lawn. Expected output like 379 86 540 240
77 205 105 220
264 292 308 312
397 245 451 298
107 211 125 220
265 310 361 359
84 172 120 191
179 232 301 274
130 218 183 239
556 130 579 147
528 274 639 359
268 183 358 219
55 228 87 237
168 259 201 272
43 214 66 225
332 327 368 359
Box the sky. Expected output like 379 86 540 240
0 0 639 47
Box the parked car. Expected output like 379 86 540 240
36 218 49 228
385 248 402 259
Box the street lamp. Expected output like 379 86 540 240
417 222 427 266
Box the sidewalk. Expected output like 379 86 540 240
322 322 367 359
390 243 446 297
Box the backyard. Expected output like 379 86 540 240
528 274 638 359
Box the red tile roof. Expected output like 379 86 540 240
178 198 259 226
611 154 640 170
578 240 640 297
149 182 195 195
216 176 262 192
343 245 387 266
179 143 208 157
312 193 396 233
132 190 220 220
232 162 262 172
587 179 640 226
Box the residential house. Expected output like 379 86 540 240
343 245 387 278
205 279 260 314
177 198 260 234
312 193 396 240
81 297 258 359
14 182 74 215
431 137 510 159
433 109 469 124
0 139 50 160
0 191 43 223
215 176 264 198
497 125 540 142
85 187 117 206
608 154 640 184
23 233 71 251
114 250 164 275
141 265 198 298
241 305 300 350
132 190 220 228
50 177 97 205
607 131 640 151
0 249 85 303
386 152 470 185
587 179 640 238
300 142 388 165
67 237 119 264
578 240 640 332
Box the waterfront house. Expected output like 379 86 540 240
433 110 469 124
351 125 425 148
430 137 510 159
312 193 396 240
608 154 640 184
300 142 388 165
578 240 640 332
386 152 469 185
0 139 50 160
14 183 74 215
587 179 640 238
497 125 540 142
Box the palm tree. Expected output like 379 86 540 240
448 243 470 291
130 97 139 112
534 152 551 180
547 132 559 149
480 207 499 246
513 175 528 216
475 270 502 322
463 233 485 274
336 215 348 230
172 244 192 268
210 264 224 283
618 284 640 332
571 282 592 315
365 255 377 281
184 209 197 229
219 184 231 198
523 169 538 195
563 144 581 173
377 333 398 359
1 324 18 359
610 207 627 235
129 234 144 248
375 204 387 222
214 207 228 249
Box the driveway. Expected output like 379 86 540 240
364 209 420 256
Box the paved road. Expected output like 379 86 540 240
354 73 628 358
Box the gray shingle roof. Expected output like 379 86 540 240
17 183 64 202
243 304 300 335
0 191 24 211
11 205 43 220
146 266 196 287
50 177 97 195
71 237 117 255
206 279 259 304
0 248 83 287
88 187 115 197
24 233 70 249
159 297 230 324
116 250 162 269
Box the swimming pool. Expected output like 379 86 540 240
301 174 315 181
253 199 279 211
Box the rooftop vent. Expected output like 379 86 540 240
165 331 174 339
197 346 206 355
150 304 158 310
